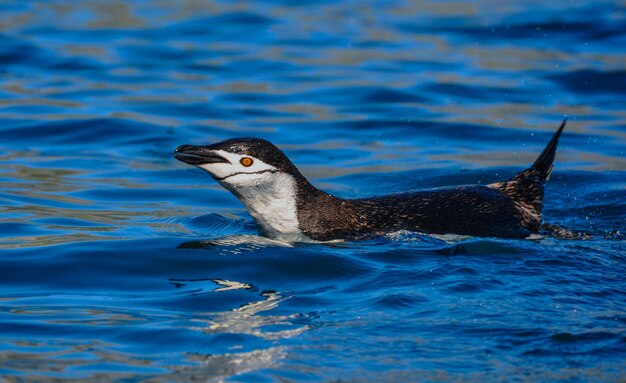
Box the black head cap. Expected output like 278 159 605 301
175 137 300 175
213 137 297 171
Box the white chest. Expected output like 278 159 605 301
222 172 303 239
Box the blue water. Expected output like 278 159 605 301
1 1 625 381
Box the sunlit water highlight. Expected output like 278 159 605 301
0 1 625 382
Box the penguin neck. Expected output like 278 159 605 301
278 160 340 203
222 168 335 241
291 170 346 208
292 171 326 196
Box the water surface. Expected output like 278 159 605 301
1 1 625 381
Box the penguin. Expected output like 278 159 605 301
174 120 569 241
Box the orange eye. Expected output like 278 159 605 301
240 157 253 167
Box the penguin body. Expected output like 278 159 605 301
175 121 567 241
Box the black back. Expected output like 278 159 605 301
296 186 530 240
295 120 568 240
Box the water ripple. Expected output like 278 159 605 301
0 0 625 381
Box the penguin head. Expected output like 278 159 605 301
174 137 299 190
175 137 309 238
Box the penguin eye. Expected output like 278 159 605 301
240 157 253 167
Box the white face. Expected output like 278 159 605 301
197 149 278 183
196 150 303 239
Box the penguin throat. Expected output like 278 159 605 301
221 172 303 239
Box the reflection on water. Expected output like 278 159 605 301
0 278 301 381
180 347 288 383
1 0 625 381
196 290 308 341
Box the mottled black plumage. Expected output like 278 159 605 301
176 121 569 241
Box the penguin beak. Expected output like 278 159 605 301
174 145 230 165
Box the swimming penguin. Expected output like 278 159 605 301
175 121 568 241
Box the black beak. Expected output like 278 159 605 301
174 145 230 165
